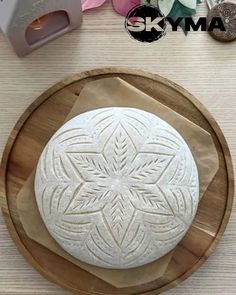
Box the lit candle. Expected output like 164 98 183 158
29 14 51 31
26 12 70 45
0 0 82 56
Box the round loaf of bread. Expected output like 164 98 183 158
35 107 199 269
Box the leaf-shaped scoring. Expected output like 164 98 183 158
129 185 171 214
63 183 110 215
103 193 135 245
67 153 110 181
103 124 136 174
128 153 174 184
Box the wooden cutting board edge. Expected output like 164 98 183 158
0 67 234 295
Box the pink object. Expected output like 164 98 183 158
82 0 106 11
112 0 140 16
82 0 141 15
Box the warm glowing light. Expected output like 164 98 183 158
26 11 70 45
29 14 51 30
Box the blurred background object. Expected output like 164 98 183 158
0 0 82 57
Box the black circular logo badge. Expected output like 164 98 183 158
125 5 167 43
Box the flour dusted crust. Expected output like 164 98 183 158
35 107 199 269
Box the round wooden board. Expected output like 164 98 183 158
0 68 234 295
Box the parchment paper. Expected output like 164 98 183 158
17 77 219 288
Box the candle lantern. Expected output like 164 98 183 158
0 0 82 56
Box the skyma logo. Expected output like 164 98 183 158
125 5 226 42
125 5 167 42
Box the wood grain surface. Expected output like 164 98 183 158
0 68 234 295
0 1 235 294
